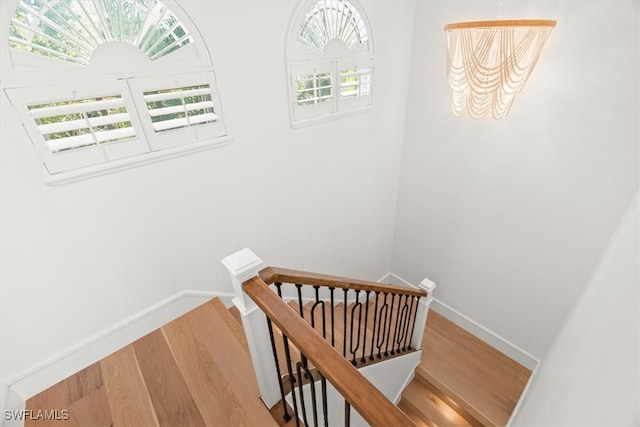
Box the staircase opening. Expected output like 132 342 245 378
22 259 532 426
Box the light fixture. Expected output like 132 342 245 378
444 19 556 119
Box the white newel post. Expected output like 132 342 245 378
410 277 437 351
221 248 281 408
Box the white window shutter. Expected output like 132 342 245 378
290 62 335 122
128 70 227 151
338 59 373 111
5 81 150 174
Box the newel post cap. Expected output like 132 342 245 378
419 277 436 293
221 248 264 282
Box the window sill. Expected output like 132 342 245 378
43 136 233 186
290 105 372 129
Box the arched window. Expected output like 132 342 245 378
2 0 228 183
286 0 373 128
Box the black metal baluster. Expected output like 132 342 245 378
349 290 362 366
282 331 300 427
275 282 284 298
402 295 416 351
302 361 318 427
369 291 379 361
384 293 396 357
342 288 348 357
391 295 408 354
295 284 304 318
360 291 370 364
395 296 409 353
376 293 389 358
407 296 421 351
296 360 309 427
266 318 291 422
311 286 326 338
344 401 351 427
319 372 328 427
330 287 335 349
402 296 416 351
390 294 400 355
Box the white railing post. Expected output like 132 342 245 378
410 277 437 351
221 248 281 408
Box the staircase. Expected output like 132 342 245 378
24 296 531 426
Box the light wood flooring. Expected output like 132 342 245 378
25 298 276 427
25 299 531 426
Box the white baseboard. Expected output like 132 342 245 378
2 289 233 422
379 273 540 371
378 272 416 289
430 299 539 371
506 363 539 426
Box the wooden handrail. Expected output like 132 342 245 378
259 266 427 297
243 276 416 427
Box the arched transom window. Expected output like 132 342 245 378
287 0 373 127
9 0 193 65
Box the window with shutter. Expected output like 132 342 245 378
31 97 136 153
2 0 228 184
287 0 373 128
128 71 227 151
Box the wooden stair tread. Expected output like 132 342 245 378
398 399 433 427
229 304 242 324
132 329 206 426
162 299 277 426
25 362 113 427
420 311 532 427
100 345 160 426
269 400 302 427
209 297 250 353
401 380 473 427
413 369 483 426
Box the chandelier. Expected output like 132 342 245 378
444 20 556 119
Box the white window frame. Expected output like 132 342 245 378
286 0 374 128
1 0 230 185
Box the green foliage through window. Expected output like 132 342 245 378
296 73 332 106
28 95 136 153
143 84 217 132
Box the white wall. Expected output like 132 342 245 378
512 195 639 426
392 1 639 358
0 0 417 400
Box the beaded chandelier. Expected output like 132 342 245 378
444 20 556 119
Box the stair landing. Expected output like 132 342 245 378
401 310 532 427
